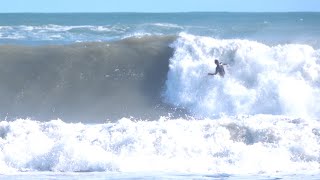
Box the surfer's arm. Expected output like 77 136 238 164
208 66 219 75
208 70 218 76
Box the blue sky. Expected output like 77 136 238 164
1 0 320 12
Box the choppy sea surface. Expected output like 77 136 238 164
0 13 319 179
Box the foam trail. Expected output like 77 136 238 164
164 33 320 118
0 115 319 174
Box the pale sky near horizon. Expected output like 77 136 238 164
1 0 320 13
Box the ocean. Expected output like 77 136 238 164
0 12 319 179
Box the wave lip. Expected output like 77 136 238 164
0 23 184 44
0 24 134 43
149 23 184 29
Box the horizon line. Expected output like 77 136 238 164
0 11 319 14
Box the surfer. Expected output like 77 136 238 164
208 59 226 77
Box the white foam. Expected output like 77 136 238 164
0 115 319 174
164 33 320 118
0 24 132 43
151 23 183 29
121 32 163 39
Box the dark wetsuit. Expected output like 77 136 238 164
215 63 225 77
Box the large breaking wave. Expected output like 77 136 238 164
0 33 320 175
164 33 320 119
0 36 177 122
0 33 320 121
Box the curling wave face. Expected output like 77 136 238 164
0 36 177 122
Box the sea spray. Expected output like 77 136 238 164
0 115 319 174
1 12 320 179
164 33 320 118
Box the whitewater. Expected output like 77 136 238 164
0 13 320 179
165 33 320 118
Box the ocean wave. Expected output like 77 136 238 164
0 35 177 122
0 33 319 121
0 24 132 43
0 115 319 174
0 23 184 44
150 23 184 29
164 33 320 119
0 24 128 33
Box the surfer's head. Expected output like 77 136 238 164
215 59 219 65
